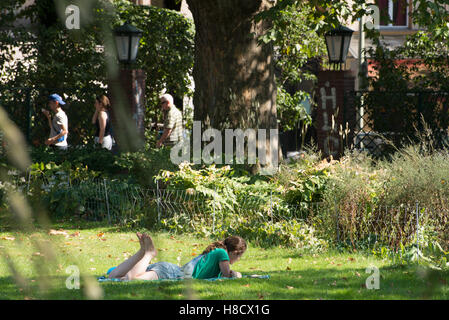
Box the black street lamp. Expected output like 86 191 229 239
109 21 146 152
113 21 143 64
324 25 354 70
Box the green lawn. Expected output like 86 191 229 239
1 212 448 300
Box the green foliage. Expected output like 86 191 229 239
276 87 312 134
319 144 449 255
257 0 325 134
30 144 120 175
155 162 328 250
0 0 194 146
114 147 178 188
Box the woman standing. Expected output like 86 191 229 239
92 95 113 150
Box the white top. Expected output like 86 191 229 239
50 109 68 147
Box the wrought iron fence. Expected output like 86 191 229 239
3 170 446 253
344 90 449 158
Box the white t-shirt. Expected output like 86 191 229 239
50 109 68 147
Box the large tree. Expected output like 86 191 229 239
186 0 277 132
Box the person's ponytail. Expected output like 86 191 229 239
201 236 247 255
201 240 227 255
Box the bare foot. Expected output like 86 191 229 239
136 232 144 248
142 233 157 257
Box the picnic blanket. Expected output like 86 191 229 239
97 274 270 283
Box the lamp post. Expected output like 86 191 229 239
324 25 354 70
108 21 146 152
317 24 356 160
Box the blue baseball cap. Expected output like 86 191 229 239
48 93 66 105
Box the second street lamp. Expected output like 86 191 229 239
324 25 354 70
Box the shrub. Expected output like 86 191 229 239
114 147 178 188
154 162 328 250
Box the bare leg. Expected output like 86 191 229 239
125 233 158 280
108 232 152 279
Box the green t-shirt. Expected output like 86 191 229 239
192 248 230 279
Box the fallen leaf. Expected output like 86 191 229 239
348 257 355 262
242 284 250 288
298 275 302 279
286 266 291 271
1 236 15 241
48 229 68 236
97 232 105 238
191 252 197 256
257 292 264 300
32 252 43 256
70 232 80 237
330 281 337 286
286 286 294 290
355 272 361 277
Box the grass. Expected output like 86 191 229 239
1 211 448 300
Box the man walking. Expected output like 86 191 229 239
156 93 183 148
42 93 69 150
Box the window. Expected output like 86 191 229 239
377 0 409 27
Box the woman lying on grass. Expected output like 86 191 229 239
108 233 247 280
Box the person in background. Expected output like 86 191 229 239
91 95 113 151
156 93 183 148
41 94 68 150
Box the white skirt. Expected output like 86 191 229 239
94 135 113 150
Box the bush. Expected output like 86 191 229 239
154 162 328 250
318 143 449 250
114 147 178 188
30 144 121 175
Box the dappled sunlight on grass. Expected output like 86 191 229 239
1 224 448 300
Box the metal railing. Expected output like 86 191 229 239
3 170 446 253
344 90 449 158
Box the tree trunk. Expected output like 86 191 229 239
186 0 279 171
187 0 276 130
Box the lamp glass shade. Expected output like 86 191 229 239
115 35 130 62
324 25 354 64
113 22 143 64
325 34 342 62
129 35 141 62
341 34 351 63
